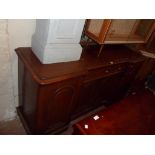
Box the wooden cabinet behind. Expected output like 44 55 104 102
16 45 145 134
85 19 155 44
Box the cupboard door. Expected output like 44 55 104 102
74 71 125 117
74 80 101 117
37 78 80 132
97 71 125 105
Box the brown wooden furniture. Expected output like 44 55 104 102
73 87 155 135
145 28 155 51
85 19 155 44
135 28 155 81
15 45 145 134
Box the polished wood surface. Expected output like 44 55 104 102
16 45 145 134
16 45 145 83
16 47 86 85
74 87 155 135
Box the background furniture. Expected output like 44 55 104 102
85 19 155 44
136 28 155 81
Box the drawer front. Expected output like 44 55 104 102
85 64 125 82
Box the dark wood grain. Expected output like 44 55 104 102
16 45 146 134
16 47 86 85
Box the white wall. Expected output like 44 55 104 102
0 20 15 121
0 19 36 122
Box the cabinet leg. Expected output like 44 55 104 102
98 45 104 57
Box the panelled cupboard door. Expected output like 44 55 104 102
85 19 155 44
37 78 80 132
74 81 105 117
97 71 126 104
75 82 94 112
75 71 125 117
73 80 100 117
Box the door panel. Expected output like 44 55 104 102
75 71 125 116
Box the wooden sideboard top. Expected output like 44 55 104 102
15 45 145 85
81 45 145 69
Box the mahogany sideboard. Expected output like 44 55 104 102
15 45 145 134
